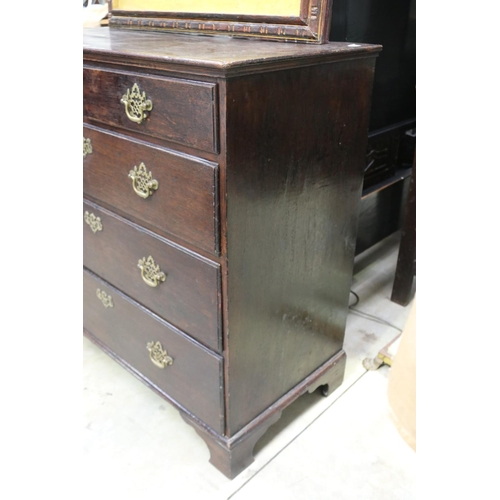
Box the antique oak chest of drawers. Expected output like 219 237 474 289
83 28 380 478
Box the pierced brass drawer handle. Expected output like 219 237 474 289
83 137 93 158
128 163 159 199
138 256 166 287
96 289 113 308
120 83 153 124
84 211 103 233
147 341 173 369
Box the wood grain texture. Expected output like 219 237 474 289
179 349 345 478
83 66 219 153
83 30 381 477
83 124 219 254
83 28 382 77
83 199 221 352
223 58 376 433
83 269 224 433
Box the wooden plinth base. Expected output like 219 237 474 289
181 350 346 479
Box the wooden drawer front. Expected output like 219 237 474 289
83 126 219 254
83 269 224 433
83 200 221 353
83 67 218 153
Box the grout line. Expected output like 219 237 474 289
226 370 370 499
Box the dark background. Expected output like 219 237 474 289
330 0 416 132
329 0 416 254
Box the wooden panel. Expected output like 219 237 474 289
83 67 218 153
223 58 376 434
83 125 219 254
83 269 224 433
83 28 382 77
355 176 410 256
83 200 221 352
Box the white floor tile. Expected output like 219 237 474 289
230 368 416 500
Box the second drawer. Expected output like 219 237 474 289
83 125 219 254
83 199 221 352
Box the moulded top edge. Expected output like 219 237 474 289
83 28 382 73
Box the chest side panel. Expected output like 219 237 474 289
224 58 377 434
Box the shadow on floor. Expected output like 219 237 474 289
353 232 400 276
254 386 335 456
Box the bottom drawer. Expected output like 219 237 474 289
83 269 224 433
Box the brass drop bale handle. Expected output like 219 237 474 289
83 137 93 158
120 83 153 124
138 256 166 287
96 289 113 308
84 211 103 234
147 341 173 369
128 163 158 199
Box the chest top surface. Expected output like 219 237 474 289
83 28 381 75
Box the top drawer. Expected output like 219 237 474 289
83 67 219 154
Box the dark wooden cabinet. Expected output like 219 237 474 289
83 28 380 478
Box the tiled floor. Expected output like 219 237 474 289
83 232 415 499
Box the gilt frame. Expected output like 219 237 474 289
109 0 333 44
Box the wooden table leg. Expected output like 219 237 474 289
391 155 416 306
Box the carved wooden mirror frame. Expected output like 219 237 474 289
109 0 333 44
